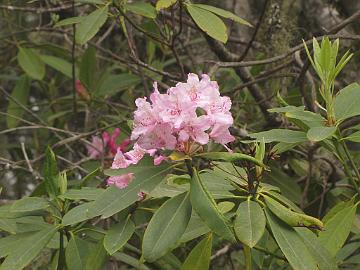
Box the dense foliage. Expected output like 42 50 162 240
1 0 360 269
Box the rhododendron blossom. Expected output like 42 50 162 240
108 73 234 192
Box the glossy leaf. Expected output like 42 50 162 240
80 46 96 90
10 197 49 212
17 47 45 80
104 217 135 255
234 200 266 248
0 218 17 234
194 4 252 26
307 126 336 142
249 129 308 143
196 152 264 167
43 147 60 198
60 187 104 201
0 225 58 270
76 6 108 45
295 227 338 270
186 4 227 43
41 55 73 78
343 130 360 143
62 202 94 226
125 2 156 19
84 239 108 270
91 158 171 218
190 168 235 242
143 192 192 261
66 237 83 270
334 83 360 122
156 0 177 11
6 75 30 128
181 234 212 270
319 205 357 256
55 16 82 27
180 212 210 243
265 209 318 270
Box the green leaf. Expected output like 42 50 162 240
217 201 235 214
55 16 83 27
84 238 108 270
80 46 96 90
112 252 151 270
264 195 323 228
295 227 338 270
0 225 58 270
76 0 104 3
62 202 94 226
193 4 252 26
190 168 235 242
104 217 135 255
94 73 141 97
125 2 157 19
0 233 33 258
334 83 360 122
319 205 357 256
0 218 17 234
249 129 308 143
196 152 264 167
234 200 266 248
322 199 354 224
186 4 227 43
41 55 73 78
265 209 318 270
343 130 360 142
65 237 83 270
44 147 60 198
156 0 177 11
17 47 45 80
10 197 49 212
180 212 210 243
181 234 212 270
75 6 108 45
307 126 336 142
143 192 192 262
6 75 31 128
92 158 171 218
60 187 104 201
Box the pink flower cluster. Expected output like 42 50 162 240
132 73 234 150
107 73 234 194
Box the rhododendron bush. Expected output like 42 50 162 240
1 1 360 270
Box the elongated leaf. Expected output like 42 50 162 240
66 237 83 270
307 126 336 142
11 197 49 212
55 16 82 27
143 192 192 261
84 239 108 270
92 158 171 218
334 83 360 122
62 202 94 226
249 129 307 143
322 199 354 224
190 168 235 242
94 73 141 97
44 147 60 198
265 209 318 270
17 47 45 80
104 217 135 255
125 2 156 19
80 46 96 90
61 187 104 201
319 205 357 256
264 195 323 228
186 4 227 43
234 200 265 248
0 225 58 270
181 234 212 270
343 130 360 143
41 55 73 78
76 6 108 45
194 4 251 26
6 75 30 128
0 218 17 234
180 212 210 243
0 233 33 258
112 252 151 270
156 0 177 11
295 227 338 270
196 152 264 167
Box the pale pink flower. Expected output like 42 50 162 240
107 174 134 189
86 136 105 159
